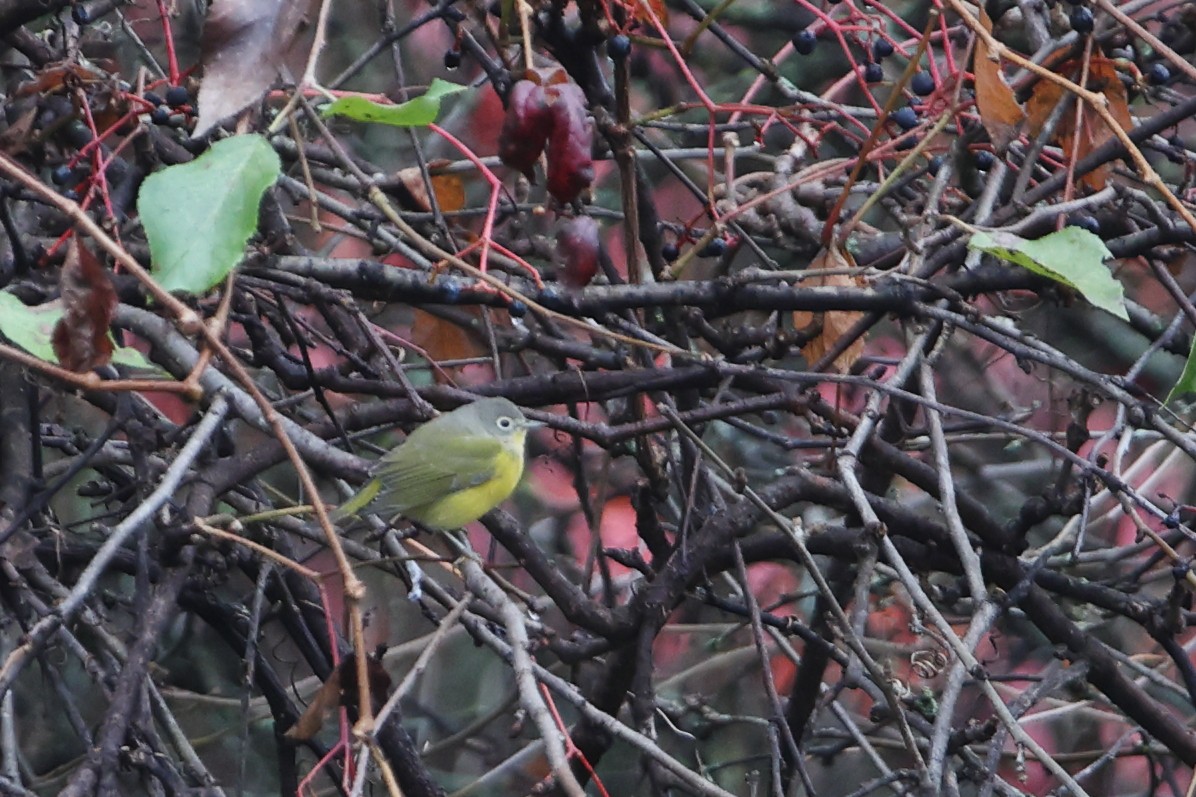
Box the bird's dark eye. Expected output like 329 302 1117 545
496 416 515 431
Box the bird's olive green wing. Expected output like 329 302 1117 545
371 434 503 513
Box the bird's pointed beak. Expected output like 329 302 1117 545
522 417 546 429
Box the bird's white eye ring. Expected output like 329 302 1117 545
496 416 515 431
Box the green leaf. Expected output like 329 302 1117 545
322 79 468 127
967 227 1128 321
138 134 281 295
1167 335 1196 403
0 292 156 371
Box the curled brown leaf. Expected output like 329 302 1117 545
52 238 116 373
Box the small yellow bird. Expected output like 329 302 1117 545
333 397 541 529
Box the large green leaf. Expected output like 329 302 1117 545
138 134 281 295
968 227 1128 321
0 292 155 370
322 80 467 127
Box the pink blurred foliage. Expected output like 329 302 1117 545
526 457 582 512
565 494 639 578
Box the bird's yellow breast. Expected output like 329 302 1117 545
406 430 527 529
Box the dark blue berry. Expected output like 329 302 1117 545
698 237 727 258
1147 63 1171 85
608 34 631 60
1164 512 1181 529
1067 214 1101 234
51 165 73 185
72 4 91 24
439 281 462 303
793 29 817 55
896 134 918 151
443 49 462 69
927 155 943 175
891 105 918 131
661 242 680 262
1070 6 1094 34
872 39 894 59
537 285 565 310
150 106 172 125
144 91 163 107
910 71 935 96
863 62 884 83
974 150 996 170
164 85 190 108
507 299 527 317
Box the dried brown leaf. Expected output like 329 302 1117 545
284 663 341 741
52 239 116 373
285 652 392 740
1024 54 1132 191
973 8 1024 149
411 308 487 383
793 246 865 374
393 163 465 214
193 0 317 138
14 62 107 98
0 108 36 156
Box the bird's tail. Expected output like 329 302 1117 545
329 478 382 522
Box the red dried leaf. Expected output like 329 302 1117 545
557 215 600 288
544 82 594 204
14 62 107 98
498 80 553 179
52 239 116 372
193 0 318 138
631 0 668 26
525 66 568 87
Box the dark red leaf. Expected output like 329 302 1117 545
557 215 600 288
498 80 553 179
544 82 594 204
52 239 116 372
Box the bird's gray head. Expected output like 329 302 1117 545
463 396 541 436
